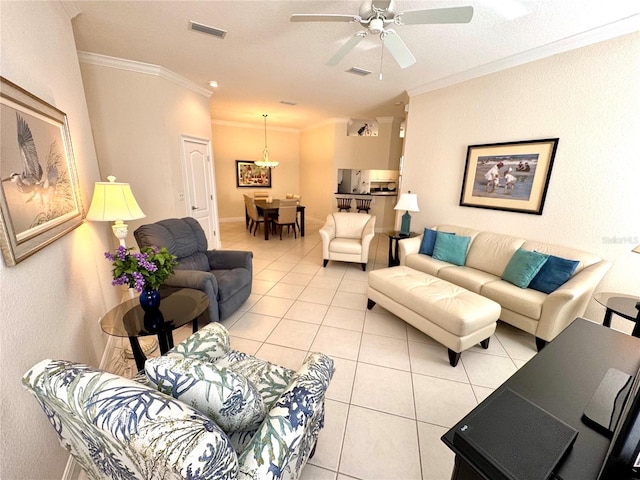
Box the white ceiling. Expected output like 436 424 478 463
66 1 640 130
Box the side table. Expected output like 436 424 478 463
594 291 640 337
100 287 209 371
386 231 419 267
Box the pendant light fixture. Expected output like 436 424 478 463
254 114 279 168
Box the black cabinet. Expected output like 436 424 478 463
442 318 640 480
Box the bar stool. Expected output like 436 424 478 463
356 198 372 213
337 197 352 212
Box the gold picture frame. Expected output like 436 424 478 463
236 160 272 188
459 138 559 215
0 77 84 266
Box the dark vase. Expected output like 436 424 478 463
139 287 161 311
139 287 163 331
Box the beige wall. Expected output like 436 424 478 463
79 61 213 246
212 121 300 220
333 117 403 170
0 2 118 478
402 32 640 321
300 121 337 222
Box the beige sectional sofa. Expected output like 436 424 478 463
399 225 611 349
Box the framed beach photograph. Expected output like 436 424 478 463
236 160 272 188
0 77 84 266
459 138 559 215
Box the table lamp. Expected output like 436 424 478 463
394 191 419 236
87 176 155 358
86 176 146 247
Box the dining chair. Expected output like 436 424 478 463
337 197 352 212
244 194 265 236
356 197 372 213
272 199 299 239
243 194 253 229
285 194 302 230
254 191 270 199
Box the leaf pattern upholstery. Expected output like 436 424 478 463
22 359 238 479
145 355 267 434
23 324 335 480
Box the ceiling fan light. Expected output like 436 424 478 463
369 18 384 34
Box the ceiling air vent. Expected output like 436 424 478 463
189 21 227 39
346 67 372 77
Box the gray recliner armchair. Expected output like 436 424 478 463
134 217 252 323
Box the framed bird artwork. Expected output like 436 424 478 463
0 77 83 266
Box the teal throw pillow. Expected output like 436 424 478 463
432 232 471 266
529 255 579 294
419 229 454 256
502 248 549 288
145 355 267 434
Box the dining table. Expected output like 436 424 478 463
246 199 306 240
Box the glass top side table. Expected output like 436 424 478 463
594 292 640 337
386 231 419 267
101 287 209 371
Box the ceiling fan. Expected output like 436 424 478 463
290 0 473 69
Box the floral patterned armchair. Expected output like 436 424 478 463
23 323 335 480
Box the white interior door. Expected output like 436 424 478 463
180 135 220 249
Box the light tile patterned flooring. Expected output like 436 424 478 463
107 218 539 480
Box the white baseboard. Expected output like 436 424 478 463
62 458 85 480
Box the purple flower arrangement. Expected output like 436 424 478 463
105 245 178 292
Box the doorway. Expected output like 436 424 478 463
180 135 220 249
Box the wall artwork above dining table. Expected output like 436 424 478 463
236 160 272 188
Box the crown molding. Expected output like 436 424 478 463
409 14 640 98
77 51 212 98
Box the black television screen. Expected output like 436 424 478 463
598 365 640 479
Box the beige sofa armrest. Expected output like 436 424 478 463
359 216 376 264
319 214 336 258
399 235 423 265
536 260 612 342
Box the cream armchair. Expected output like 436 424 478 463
319 212 376 271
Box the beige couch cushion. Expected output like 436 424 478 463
521 240 602 275
333 212 373 239
405 252 452 276
434 225 481 240
481 280 547 319
465 232 525 277
438 266 501 294
330 237 362 255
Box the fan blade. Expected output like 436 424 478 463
395 6 473 25
327 31 367 66
382 29 416 69
290 14 360 23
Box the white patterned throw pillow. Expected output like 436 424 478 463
145 355 267 434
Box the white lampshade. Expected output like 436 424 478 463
86 176 145 222
394 193 420 212
86 176 145 247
